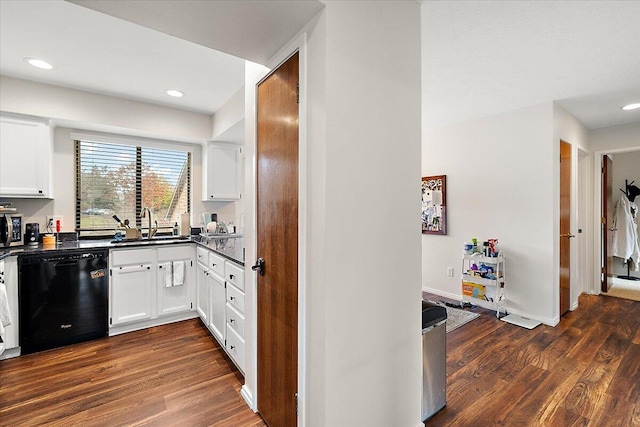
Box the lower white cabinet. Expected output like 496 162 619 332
196 261 210 323
156 246 194 316
208 272 226 343
109 246 195 331
195 246 246 372
110 262 153 325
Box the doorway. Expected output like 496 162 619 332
559 140 572 316
599 150 640 301
256 51 300 427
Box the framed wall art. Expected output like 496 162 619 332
422 175 446 235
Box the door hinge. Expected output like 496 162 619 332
601 167 604 173
190 260 193 267
601 267 606 273
295 392 298 415
109 269 112 276
601 217 606 224
190 302 193 309
296 83 299 104
109 317 112 325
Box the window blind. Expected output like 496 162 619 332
75 139 191 238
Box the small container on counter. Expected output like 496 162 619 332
43 234 56 248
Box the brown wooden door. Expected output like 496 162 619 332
256 52 299 427
601 155 614 292
559 140 572 315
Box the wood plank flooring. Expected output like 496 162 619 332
0 319 266 427
2 294 638 426
424 291 640 426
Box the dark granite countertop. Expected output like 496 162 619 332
0 235 244 266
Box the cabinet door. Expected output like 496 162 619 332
0 257 19 350
0 116 51 198
157 260 192 316
208 272 225 343
110 264 153 325
196 261 210 323
203 143 241 201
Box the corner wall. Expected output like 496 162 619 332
422 102 558 325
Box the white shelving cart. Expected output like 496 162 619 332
461 251 506 318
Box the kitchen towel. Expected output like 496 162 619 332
163 262 173 287
0 281 12 335
173 261 185 287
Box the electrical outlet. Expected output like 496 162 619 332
46 215 63 231
447 267 454 277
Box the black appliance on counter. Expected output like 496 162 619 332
18 249 109 354
25 222 40 245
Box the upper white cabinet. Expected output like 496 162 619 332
202 142 242 201
0 116 53 198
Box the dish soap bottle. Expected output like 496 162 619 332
173 222 179 236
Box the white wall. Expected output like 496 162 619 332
422 102 559 325
307 2 422 426
0 76 211 142
211 86 245 142
0 76 239 232
243 3 423 426
554 103 591 308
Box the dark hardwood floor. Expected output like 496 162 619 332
0 319 266 427
424 291 640 426
3 294 639 426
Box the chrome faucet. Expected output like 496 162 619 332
139 207 157 239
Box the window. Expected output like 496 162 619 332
75 139 191 237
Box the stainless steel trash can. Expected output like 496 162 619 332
422 300 447 421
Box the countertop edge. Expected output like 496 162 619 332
0 237 245 266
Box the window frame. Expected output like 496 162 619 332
74 137 192 238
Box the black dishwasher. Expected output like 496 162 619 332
19 249 109 354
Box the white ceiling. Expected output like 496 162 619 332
422 1 640 131
1 1 639 131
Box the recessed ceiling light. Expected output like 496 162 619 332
621 103 640 111
24 57 53 70
165 89 185 98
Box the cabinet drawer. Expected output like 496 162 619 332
157 245 193 262
225 261 244 291
225 302 245 338
225 324 245 372
209 252 225 278
196 246 209 264
111 248 153 266
226 283 245 313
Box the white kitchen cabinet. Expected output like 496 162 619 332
0 257 19 358
110 248 154 326
208 272 226 343
196 260 210 324
0 115 53 198
156 246 195 317
202 142 242 201
224 259 245 372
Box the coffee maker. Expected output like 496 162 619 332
25 223 40 245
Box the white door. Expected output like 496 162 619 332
110 264 153 325
157 260 191 316
196 261 209 323
208 273 226 343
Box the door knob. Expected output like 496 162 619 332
252 258 265 276
560 233 575 238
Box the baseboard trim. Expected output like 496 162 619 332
241 385 256 412
109 311 199 336
422 287 460 302
423 287 558 326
